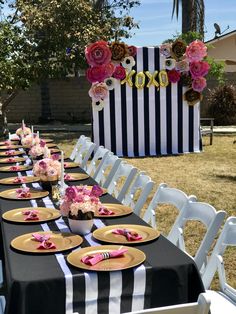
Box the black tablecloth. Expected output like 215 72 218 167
0 161 204 314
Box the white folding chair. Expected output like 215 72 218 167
202 216 236 314
86 146 110 178
70 135 91 161
93 152 122 187
74 140 96 171
105 161 138 201
142 183 197 229
167 199 226 273
122 171 154 218
123 292 210 314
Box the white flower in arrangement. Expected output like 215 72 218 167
92 99 105 111
104 77 117 91
164 58 176 70
121 56 135 71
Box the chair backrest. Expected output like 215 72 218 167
74 140 96 170
93 152 122 187
122 171 154 217
123 293 210 314
105 161 138 202
167 199 226 272
86 146 110 178
142 183 196 229
70 135 91 161
202 216 236 303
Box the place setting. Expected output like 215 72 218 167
0 157 27 164
0 144 23 150
0 186 49 200
0 164 33 172
94 203 133 218
0 150 25 157
0 176 40 185
64 172 89 182
64 161 80 169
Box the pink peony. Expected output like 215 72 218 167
91 185 103 197
105 63 115 77
113 65 126 80
185 40 207 62
192 77 207 92
86 65 107 83
189 61 210 79
128 45 137 57
88 82 108 101
85 41 111 66
65 186 78 201
167 69 181 83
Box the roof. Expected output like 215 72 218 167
205 29 236 44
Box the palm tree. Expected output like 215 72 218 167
172 0 205 37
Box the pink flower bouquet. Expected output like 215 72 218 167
16 124 31 138
21 134 40 148
33 158 61 182
185 40 207 62
29 141 49 159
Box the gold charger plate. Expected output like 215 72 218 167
50 148 60 154
0 188 49 200
41 138 54 143
0 165 33 172
0 145 23 150
0 141 18 146
0 157 27 164
64 173 89 182
3 207 61 223
11 231 83 254
46 143 57 148
95 203 133 218
93 224 160 245
0 176 40 185
0 150 25 157
64 162 80 169
67 245 146 271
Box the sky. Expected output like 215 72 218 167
125 0 236 46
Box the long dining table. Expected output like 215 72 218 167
0 147 205 314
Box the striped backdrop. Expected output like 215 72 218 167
92 47 201 157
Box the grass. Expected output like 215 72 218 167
45 132 236 290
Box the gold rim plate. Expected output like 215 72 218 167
11 231 83 254
64 162 80 169
0 176 40 185
94 203 133 218
67 245 146 271
0 157 27 164
64 173 89 182
0 151 25 157
3 207 61 223
0 141 18 146
93 224 160 245
0 188 49 200
0 165 33 172
41 138 54 143
50 148 60 154
0 145 23 150
46 143 57 148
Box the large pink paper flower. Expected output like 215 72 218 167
113 65 126 80
85 41 111 66
88 82 109 101
189 61 210 79
185 40 207 62
128 45 137 57
167 69 181 83
192 77 207 92
86 65 107 83
104 63 115 77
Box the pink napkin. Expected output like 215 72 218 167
64 173 72 180
32 233 56 250
64 163 68 168
22 209 39 221
112 228 143 241
10 165 21 171
81 248 128 266
13 177 26 183
5 150 15 156
98 207 115 216
7 158 16 162
16 187 31 198
4 141 11 146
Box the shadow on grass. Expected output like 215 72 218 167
214 174 236 182
41 131 92 144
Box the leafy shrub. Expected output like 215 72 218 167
207 84 236 125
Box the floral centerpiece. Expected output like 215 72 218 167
60 185 104 235
21 134 40 148
29 140 50 160
16 121 31 138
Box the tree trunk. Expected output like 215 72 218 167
39 80 53 122
182 0 192 33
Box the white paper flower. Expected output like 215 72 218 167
92 99 105 111
121 56 135 70
104 77 117 90
164 58 176 70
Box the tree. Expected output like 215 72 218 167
172 0 205 36
0 0 140 136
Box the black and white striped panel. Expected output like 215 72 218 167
92 47 201 157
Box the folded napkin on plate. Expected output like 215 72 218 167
22 209 39 221
5 150 15 155
13 177 26 183
7 158 16 162
98 206 115 216
112 228 143 241
81 248 128 266
32 233 56 250
16 187 31 198
64 173 72 180
10 165 21 171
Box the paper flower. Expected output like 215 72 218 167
110 41 128 63
121 56 136 70
164 58 176 70
171 39 187 60
92 99 105 111
89 82 108 101
185 40 207 62
85 41 111 66
86 65 108 83
175 60 190 72
113 65 126 80
189 61 210 79
104 77 117 90
192 76 207 92
184 88 203 106
160 43 172 57
180 73 192 86
128 45 137 57
167 69 181 83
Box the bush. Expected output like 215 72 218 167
207 84 236 125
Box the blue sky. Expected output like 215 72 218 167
125 0 236 46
